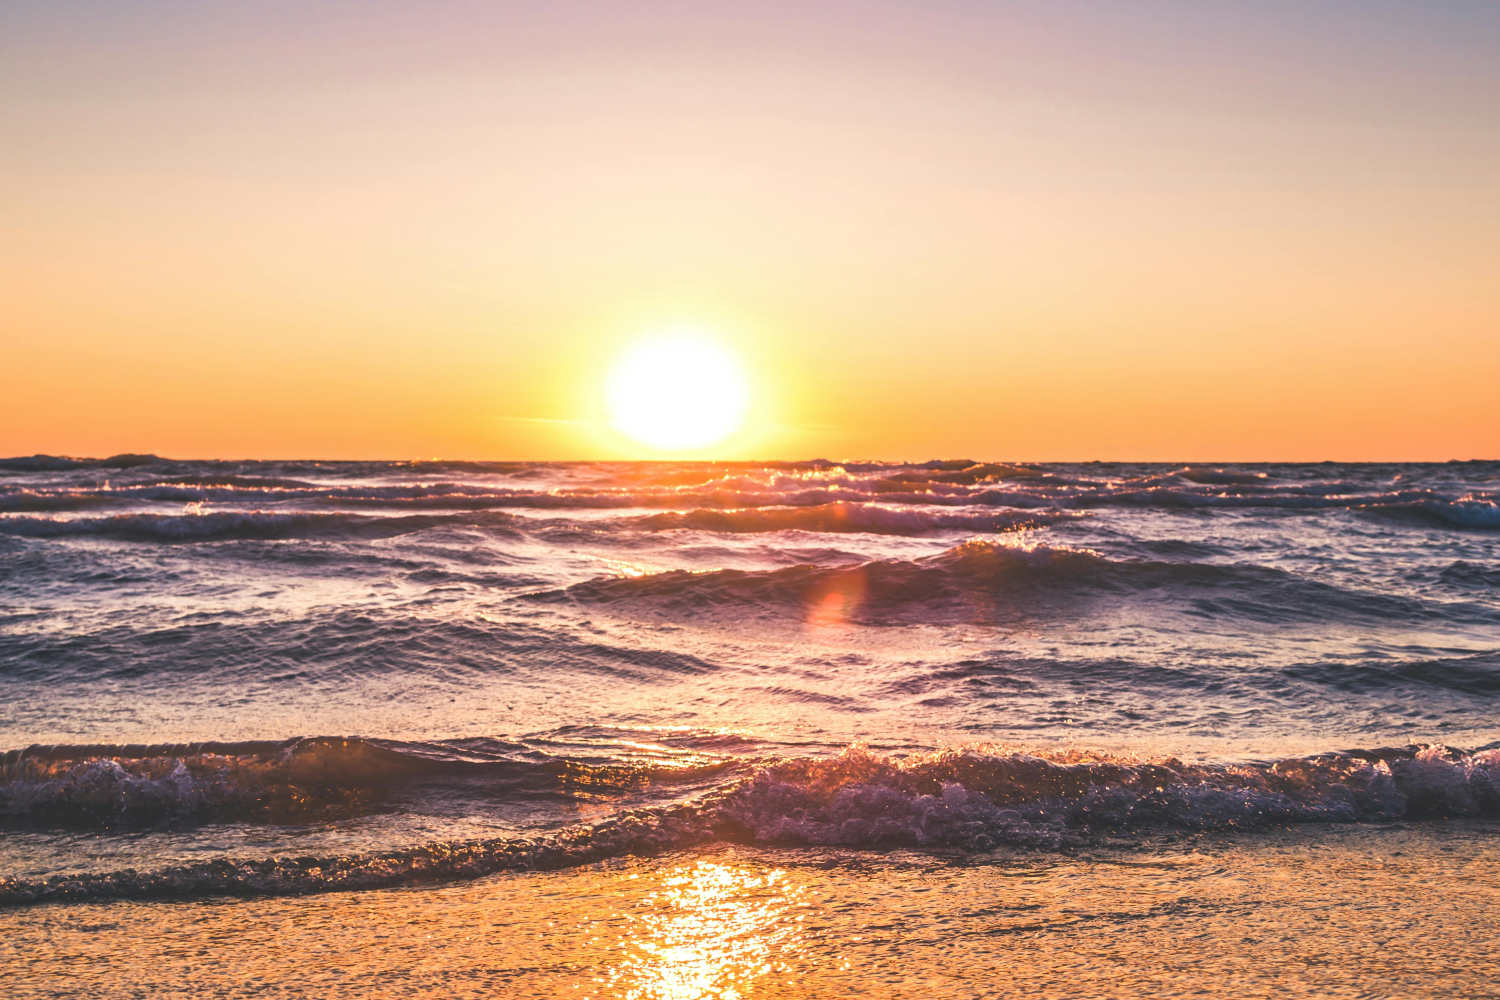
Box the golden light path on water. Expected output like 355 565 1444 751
594 862 813 1000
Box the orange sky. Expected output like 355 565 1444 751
2 2 1497 460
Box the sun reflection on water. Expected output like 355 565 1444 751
596 861 808 1000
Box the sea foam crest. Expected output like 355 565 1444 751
715 744 1500 850
2 743 1496 906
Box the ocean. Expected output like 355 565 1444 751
2 456 1498 997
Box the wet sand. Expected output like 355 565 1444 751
6 821 1497 999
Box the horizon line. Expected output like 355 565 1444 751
4 452 1498 466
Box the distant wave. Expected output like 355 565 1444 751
3 742 1494 905
0 510 524 542
1173 466 1271 485
534 541 1476 626
629 503 1069 536
1066 486 1418 512
0 453 166 472
1 452 1495 535
0 483 562 513
2 475 1494 530
1358 497 1500 531
0 455 548 477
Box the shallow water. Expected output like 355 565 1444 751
5 823 1498 999
1 457 1497 915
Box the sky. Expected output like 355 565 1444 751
2 0 1497 460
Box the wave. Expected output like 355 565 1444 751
1067 486 1401 511
0 481 860 513
0 613 716 685
859 462 1053 487
534 541 1470 626
1 465 1496 533
0 737 739 829
0 453 166 472
2 742 1495 906
0 510 525 543
1174 466 1271 485
0 456 552 478
1281 651 1500 696
0 483 556 513
629 503 1068 536
0 497 1065 545
1359 497 1500 530
714 743 1500 847
0 490 121 512
1439 561 1500 588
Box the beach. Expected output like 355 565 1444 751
7 823 1499 998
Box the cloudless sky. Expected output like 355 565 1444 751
3 1 1496 459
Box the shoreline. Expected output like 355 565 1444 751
6 821 1498 998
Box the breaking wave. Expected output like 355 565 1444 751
0 737 740 828
2 742 1495 905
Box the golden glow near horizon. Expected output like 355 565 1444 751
2 3 1498 460
606 333 750 452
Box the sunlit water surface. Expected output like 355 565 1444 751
6 824 1498 999
1 457 1497 993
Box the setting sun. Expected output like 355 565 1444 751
605 333 750 452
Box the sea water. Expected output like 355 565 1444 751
1 456 1497 995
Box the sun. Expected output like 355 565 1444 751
606 333 750 451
